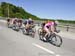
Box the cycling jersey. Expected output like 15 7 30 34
41 22 45 28
13 19 17 24
44 22 54 28
17 19 22 23
28 20 33 24
23 20 33 25
7 19 10 22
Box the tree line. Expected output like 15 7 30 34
0 2 40 20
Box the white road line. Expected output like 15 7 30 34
32 43 60 56
32 43 54 54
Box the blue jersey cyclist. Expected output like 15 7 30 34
23 18 34 29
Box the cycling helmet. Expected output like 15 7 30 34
54 20 59 25
29 18 32 21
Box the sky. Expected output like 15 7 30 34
0 0 75 20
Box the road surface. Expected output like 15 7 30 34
0 20 75 56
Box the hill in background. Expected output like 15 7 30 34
0 2 40 20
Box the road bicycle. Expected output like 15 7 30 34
22 25 36 38
38 28 62 47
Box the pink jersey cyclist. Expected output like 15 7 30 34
44 22 54 28
44 21 54 33
43 21 55 40
43 21 59 41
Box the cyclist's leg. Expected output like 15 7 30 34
18 22 22 27
43 27 50 40
50 25 55 34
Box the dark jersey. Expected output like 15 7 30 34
23 20 33 25
17 19 22 23
41 22 45 27
7 19 10 22
28 20 33 24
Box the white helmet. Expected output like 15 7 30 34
55 20 59 25
29 18 32 21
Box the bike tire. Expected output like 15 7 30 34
39 32 45 41
38 28 42 35
23 29 27 35
49 34 62 47
31 28 36 38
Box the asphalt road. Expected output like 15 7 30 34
0 20 75 56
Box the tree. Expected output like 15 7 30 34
0 2 40 20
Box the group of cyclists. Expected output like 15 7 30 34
7 18 23 28
7 18 59 41
7 18 34 29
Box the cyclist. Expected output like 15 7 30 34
17 19 23 28
6 18 10 26
11 18 17 25
23 18 34 30
11 18 18 28
40 21 47 33
28 18 34 28
43 20 58 41
7 18 10 22
41 21 46 28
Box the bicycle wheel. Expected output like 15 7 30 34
7 22 10 28
50 33 62 47
31 32 35 38
22 28 27 35
38 28 42 35
31 28 36 38
38 28 43 40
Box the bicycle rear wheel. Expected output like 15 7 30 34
50 33 62 47
31 28 36 38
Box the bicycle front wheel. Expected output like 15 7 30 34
50 34 62 47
